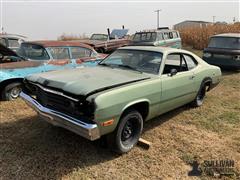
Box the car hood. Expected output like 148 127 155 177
26 66 151 96
0 44 19 57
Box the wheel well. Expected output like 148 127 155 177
121 102 149 121
0 78 23 94
202 77 212 91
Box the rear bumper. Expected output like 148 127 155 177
20 92 100 141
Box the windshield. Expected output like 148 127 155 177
90 34 108 41
208 37 240 49
99 49 162 74
18 43 50 60
133 32 157 42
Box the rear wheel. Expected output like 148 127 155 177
1 82 22 101
191 84 206 107
107 110 143 154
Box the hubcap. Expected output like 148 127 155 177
10 87 21 99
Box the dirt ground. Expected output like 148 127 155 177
0 64 239 179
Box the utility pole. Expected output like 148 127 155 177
155 9 161 29
212 16 216 23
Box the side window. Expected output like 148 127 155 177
158 33 164 40
183 54 198 70
8 39 20 48
0 38 7 46
163 54 187 74
49 47 70 59
163 32 169 40
169 32 173 39
71 47 91 58
172 32 178 38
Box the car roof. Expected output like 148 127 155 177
0 34 27 39
119 46 190 54
135 29 178 33
23 40 93 49
212 33 240 38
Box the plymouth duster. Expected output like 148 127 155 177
20 46 221 153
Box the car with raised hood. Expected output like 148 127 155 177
0 34 26 52
0 41 106 100
203 33 240 70
21 46 221 153
78 28 130 53
131 28 182 49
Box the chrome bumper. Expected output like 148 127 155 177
20 92 100 141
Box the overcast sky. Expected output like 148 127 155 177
1 0 239 40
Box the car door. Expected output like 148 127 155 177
159 53 196 114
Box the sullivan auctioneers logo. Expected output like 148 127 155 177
188 159 238 178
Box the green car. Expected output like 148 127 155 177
20 46 221 153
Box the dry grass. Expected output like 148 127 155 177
0 51 240 179
178 23 240 50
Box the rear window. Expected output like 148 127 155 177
208 37 240 49
133 32 157 42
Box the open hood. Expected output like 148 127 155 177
26 66 151 96
0 44 19 57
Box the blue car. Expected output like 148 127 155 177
0 41 106 100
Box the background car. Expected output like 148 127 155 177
203 33 240 70
0 41 106 101
131 27 182 49
78 28 130 53
20 46 221 154
0 34 26 52
18 40 107 61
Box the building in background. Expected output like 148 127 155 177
173 20 213 29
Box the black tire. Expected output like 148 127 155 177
191 84 207 107
1 82 22 101
107 110 143 154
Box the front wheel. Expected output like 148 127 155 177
1 82 22 101
107 110 143 154
191 84 206 107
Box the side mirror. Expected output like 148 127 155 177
169 68 177 76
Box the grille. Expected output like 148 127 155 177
26 83 94 123
36 87 77 116
213 54 232 59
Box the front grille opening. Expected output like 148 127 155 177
25 82 95 124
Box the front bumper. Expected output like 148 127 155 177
20 92 100 141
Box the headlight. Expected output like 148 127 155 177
234 55 240 61
203 52 211 58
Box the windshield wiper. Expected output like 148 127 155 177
117 64 142 73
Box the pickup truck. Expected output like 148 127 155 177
0 41 105 100
78 29 130 53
